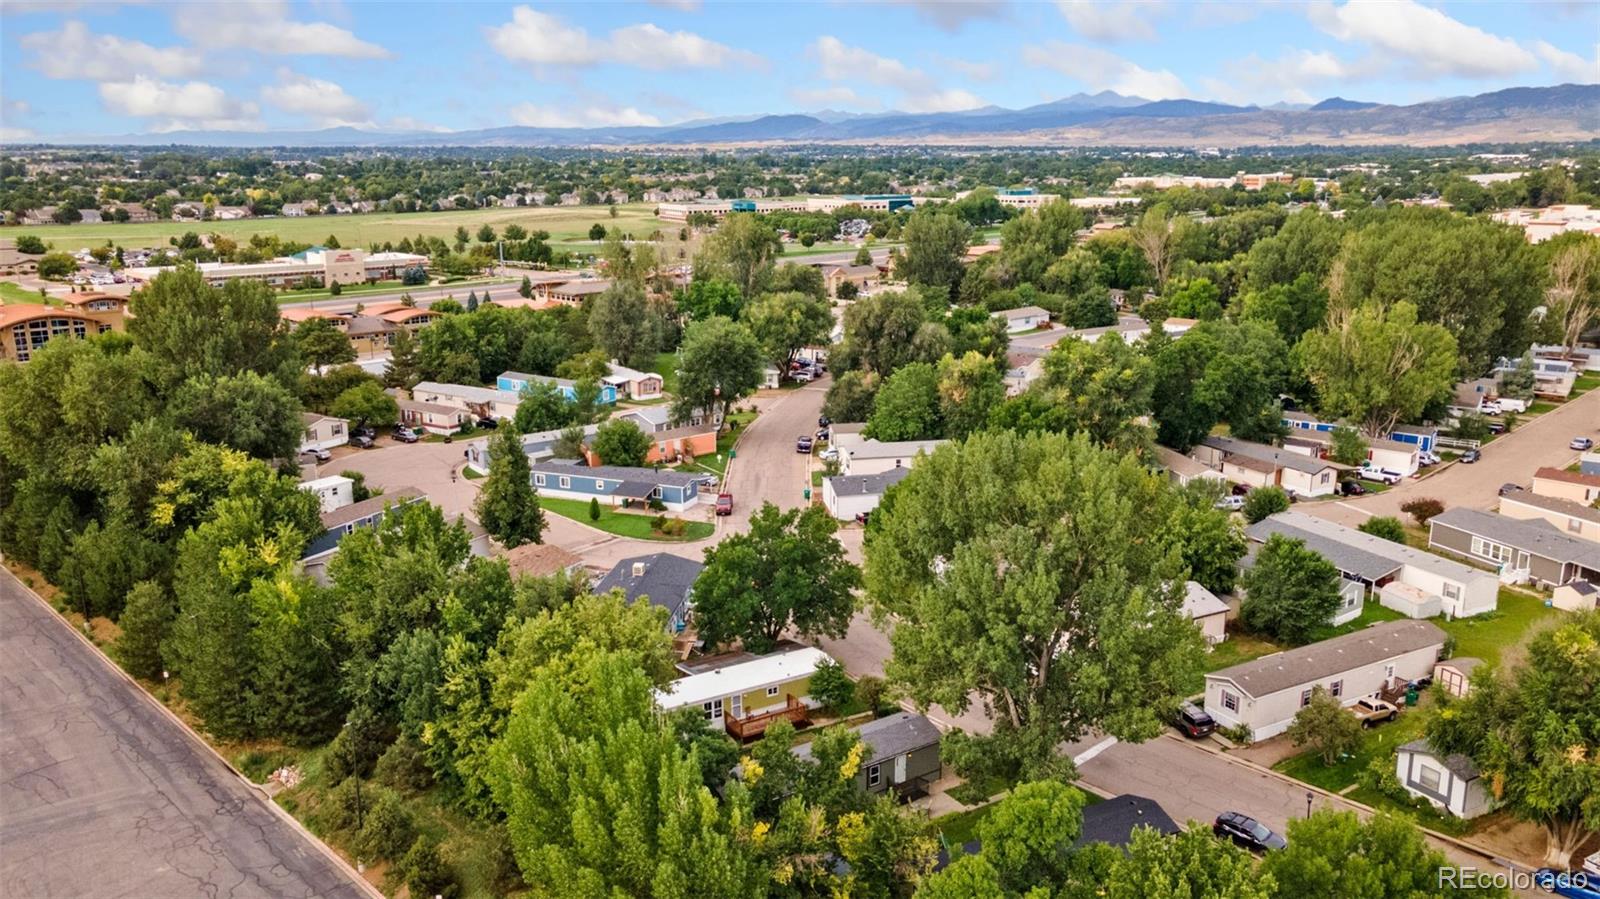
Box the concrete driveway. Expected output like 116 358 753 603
1305 387 1600 528
0 569 372 899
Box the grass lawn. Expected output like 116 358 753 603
1571 372 1600 396
0 281 49 304
1204 632 1284 672
677 411 758 478
538 496 713 541
811 470 824 488
15 203 663 252
935 786 1102 848
652 351 682 396
1529 400 1559 414
1437 587 1557 668
1274 705 1428 794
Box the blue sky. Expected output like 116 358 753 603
1 0 1595 139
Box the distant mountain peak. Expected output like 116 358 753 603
1310 96 1380 111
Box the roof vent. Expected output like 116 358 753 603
633 562 646 577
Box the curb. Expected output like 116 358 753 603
1 566 386 899
1165 732 1533 870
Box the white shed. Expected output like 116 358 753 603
1396 738 1492 819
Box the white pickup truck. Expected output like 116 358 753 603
1358 463 1403 485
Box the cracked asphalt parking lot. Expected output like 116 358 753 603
0 569 370 899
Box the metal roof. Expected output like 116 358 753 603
1207 619 1446 698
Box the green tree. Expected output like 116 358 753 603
1150 320 1291 451
170 371 303 461
998 199 1086 285
809 658 855 712
331 380 399 430
823 370 877 423
1329 425 1368 466
697 213 782 299
853 246 873 267
475 428 545 548
402 837 458 899
866 431 1206 784
745 290 832 372
519 274 533 298
672 316 763 428
1130 206 1179 288
1165 277 1223 320
1541 233 1600 356
835 289 926 376
1171 482 1248 594
1358 515 1408 544
675 278 743 321
127 265 296 388
478 223 497 243
692 502 860 653
37 252 77 279
590 419 651 467
552 425 587 459
1246 209 1346 291
489 650 763 897
1295 302 1457 437
1240 534 1341 644
1287 685 1363 764
865 361 941 441
1030 333 1154 451
587 222 606 241
14 234 46 254
1262 810 1503 899
766 262 827 302
589 281 663 370
1427 611 1600 867
1104 825 1272 899
588 497 601 521
382 327 422 389
295 317 356 373
1242 485 1290 523
1400 497 1444 526
936 350 1005 439
897 209 972 294
1238 273 1329 344
57 516 167 620
113 580 175 681
513 380 572 434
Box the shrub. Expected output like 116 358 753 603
856 675 887 714
648 496 666 512
374 736 434 795
15 234 47 254
811 659 855 712
329 280 342 296
113 580 174 681
588 497 601 521
1287 686 1362 766
356 790 415 861
324 705 392 782
650 514 668 532
402 837 458 899
1242 486 1290 523
1357 516 1408 544
315 777 365 835
1400 498 1444 526
1222 723 1254 745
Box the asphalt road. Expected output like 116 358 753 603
0 569 373 899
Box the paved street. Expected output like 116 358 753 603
0 569 373 899
1305 386 1600 528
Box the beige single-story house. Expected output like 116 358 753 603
1204 619 1446 741
1499 491 1600 544
411 381 522 422
604 363 665 401
298 412 348 454
1156 446 1225 487
1193 436 1340 497
822 264 881 298
831 426 946 477
823 467 911 521
990 305 1052 334
1531 467 1600 505
1183 581 1229 645
503 542 586 580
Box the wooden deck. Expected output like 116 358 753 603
726 696 809 741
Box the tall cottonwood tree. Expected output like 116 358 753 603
864 431 1207 785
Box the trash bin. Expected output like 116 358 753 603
1405 687 1419 707
803 488 811 500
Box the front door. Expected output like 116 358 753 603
730 695 743 720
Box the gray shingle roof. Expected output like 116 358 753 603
1246 515 1403 582
1400 738 1480 781
792 712 941 765
1208 619 1446 698
1201 435 1338 477
531 460 712 489
825 467 912 497
594 552 703 615
1074 795 1182 849
320 487 424 529
1251 510 1490 587
1432 507 1600 570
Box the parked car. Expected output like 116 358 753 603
1418 451 1441 466
796 435 814 453
818 415 831 428
1497 397 1529 413
301 447 332 463
1358 463 1402 485
819 447 840 462
476 418 499 430
1481 400 1503 416
1486 420 1506 435
1532 868 1600 899
1460 448 1481 463
1213 812 1287 852
354 425 376 439
391 427 420 444
1572 437 1595 451
1348 697 1399 728
1230 482 1251 496
1175 702 1216 738
1214 495 1245 512
792 370 814 383
854 510 871 526
1339 480 1367 496
350 434 375 449
715 493 733 516
815 427 831 441
1499 483 1524 497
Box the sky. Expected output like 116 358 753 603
0 0 1596 140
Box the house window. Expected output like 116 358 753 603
1300 689 1313 708
331 423 345 437
1220 691 1239 712
1329 680 1343 698
534 474 546 487
1416 763 1441 792
766 686 779 697
1443 583 1460 600
702 698 723 721
652 487 663 499
1569 518 1584 533
1470 537 1511 564
559 476 570 489
867 764 881 787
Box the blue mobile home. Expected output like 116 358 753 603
530 461 714 512
497 370 618 405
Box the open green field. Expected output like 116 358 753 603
0 281 48 304
13 203 664 252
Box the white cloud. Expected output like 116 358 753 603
262 71 370 126
1307 0 1536 78
0 127 37 142
1055 1 1167 43
4 98 31 117
175 0 388 58
1022 42 1190 99
789 86 882 110
489 6 758 71
890 0 1008 32
23 20 203 80
1534 41 1600 83
810 37 986 112
99 75 259 125
509 103 661 128
384 116 451 133
608 23 762 70
1204 48 1373 105
936 55 999 81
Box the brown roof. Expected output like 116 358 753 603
1533 467 1600 487
502 542 583 579
0 304 95 328
59 292 126 308
320 487 424 529
1502 491 1600 524
1209 619 1446 698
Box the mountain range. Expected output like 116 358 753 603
30 84 1600 149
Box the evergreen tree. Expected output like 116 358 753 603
475 428 545 548
113 580 175 681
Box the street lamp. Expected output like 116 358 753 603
1305 791 1313 818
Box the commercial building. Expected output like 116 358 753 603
124 248 428 289
0 303 119 363
1204 619 1446 741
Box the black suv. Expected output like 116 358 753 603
1176 702 1216 738
1213 812 1287 852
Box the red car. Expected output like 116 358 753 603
715 493 733 516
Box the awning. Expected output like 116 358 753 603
613 480 656 500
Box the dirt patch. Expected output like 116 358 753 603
1228 734 1305 767
1468 812 1554 866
